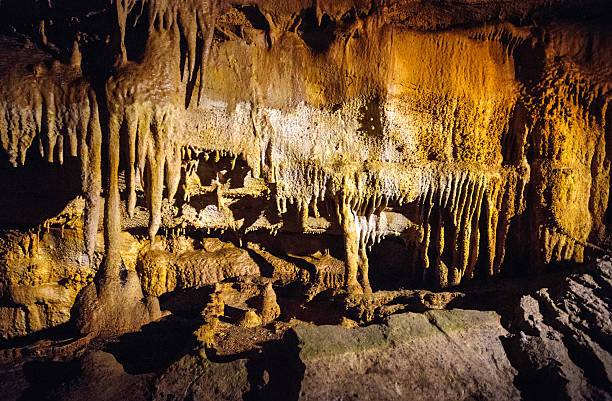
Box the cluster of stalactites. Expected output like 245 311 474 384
0 44 102 261
110 102 183 240
525 65 611 263
274 162 330 230
411 169 528 287
329 166 529 292
529 65 611 126
113 0 218 104
272 161 419 234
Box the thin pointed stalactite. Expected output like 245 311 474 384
113 0 218 105
0 38 101 262
107 0 218 242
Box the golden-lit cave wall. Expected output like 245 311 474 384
101 6 612 290
1 1 611 337
174 18 608 288
186 22 527 291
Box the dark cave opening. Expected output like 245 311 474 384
297 8 336 54
236 6 270 32
0 146 81 229
367 237 414 292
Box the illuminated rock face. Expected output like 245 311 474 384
0 0 611 336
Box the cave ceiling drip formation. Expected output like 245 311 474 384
0 0 611 361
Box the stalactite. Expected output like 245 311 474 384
0 39 101 262
383 166 530 289
106 17 190 241
109 99 184 240
4 4 608 311
112 0 218 105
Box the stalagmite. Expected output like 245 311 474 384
1 0 612 346
80 91 103 261
339 194 362 294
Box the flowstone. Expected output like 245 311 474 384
0 3 611 398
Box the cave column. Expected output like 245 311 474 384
339 197 362 294
103 112 122 278
358 240 372 293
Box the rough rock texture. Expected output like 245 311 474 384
505 259 612 400
0 0 611 313
0 260 609 400
71 271 162 337
258 282 281 324
0 1 611 397
137 245 261 297
293 310 520 400
0 206 95 339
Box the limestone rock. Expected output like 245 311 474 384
291 310 521 401
53 351 151 401
1 0 611 302
137 245 261 297
505 260 612 400
0 1 610 400
152 353 250 401
71 272 161 338
0 228 96 339
257 283 281 325
238 309 262 328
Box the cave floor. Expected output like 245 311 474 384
0 260 611 401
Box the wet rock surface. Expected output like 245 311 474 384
0 0 611 399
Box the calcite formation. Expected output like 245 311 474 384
0 0 611 338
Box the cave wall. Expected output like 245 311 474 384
0 0 611 338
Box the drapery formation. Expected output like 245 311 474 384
1 0 611 296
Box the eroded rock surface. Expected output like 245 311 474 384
0 1 611 399
0 260 609 400
505 260 612 400
293 310 520 400
0 1 611 316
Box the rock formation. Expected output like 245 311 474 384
0 0 611 399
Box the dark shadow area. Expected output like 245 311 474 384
297 8 336 54
275 284 344 326
501 335 572 401
246 231 344 261
230 197 272 237
17 358 81 401
243 333 304 401
0 149 81 229
104 316 200 374
245 247 276 278
357 96 384 140
237 6 270 31
367 237 413 291
219 304 250 323
0 323 80 350
445 261 588 328
195 152 251 189
158 286 214 316
124 3 149 63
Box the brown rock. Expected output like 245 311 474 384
258 283 281 325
